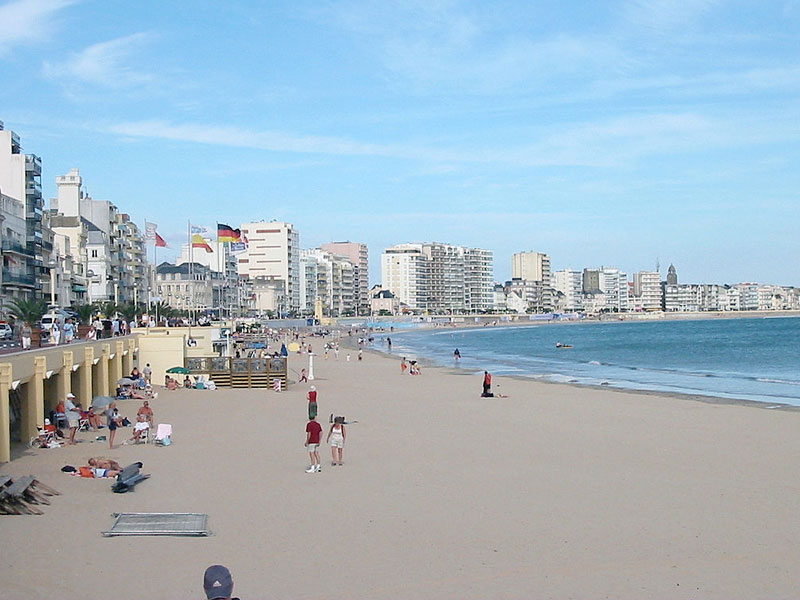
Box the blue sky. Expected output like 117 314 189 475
2 0 799 285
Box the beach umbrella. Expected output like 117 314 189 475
117 377 136 385
280 343 288 357
166 366 190 374
288 342 300 352
91 396 115 409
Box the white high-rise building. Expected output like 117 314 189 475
512 251 551 282
553 269 583 312
381 242 493 313
0 121 43 302
321 241 369 315
50 168 147 304
381 244 429 311
300 248 356 316
511 251 553 311
238 221 300 313
632 271 662 311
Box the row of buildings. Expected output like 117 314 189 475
2 119 797 319
1 122 148 309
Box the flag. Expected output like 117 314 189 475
217 223 241 243
192 233 213 253
144 221 158 240
230 241 247 254
155 232 169 248
191 225 208 234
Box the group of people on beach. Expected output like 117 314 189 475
304 384 346 473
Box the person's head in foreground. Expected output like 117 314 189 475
204 564 234 599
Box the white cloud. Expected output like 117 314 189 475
0 0 77 56
107 110 747 170
43 32 153 88
623 0 722 35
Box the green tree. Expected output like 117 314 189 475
73 303 98 325
100 301 119 319
5 298 49 326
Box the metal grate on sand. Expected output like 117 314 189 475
102 512 209 537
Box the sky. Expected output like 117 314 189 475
2 0 799 286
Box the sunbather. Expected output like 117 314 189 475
88 457 122 471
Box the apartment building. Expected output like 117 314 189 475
300 248 356 316
321 241 369 315
0 121 43 302
583 267 628 312
553 269 584 312
632 271 662 311
381 242 494 313
238 221 300 313
50 168 147 305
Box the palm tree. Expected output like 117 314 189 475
72 303 97 325
100 301 119 319
5 298 49 327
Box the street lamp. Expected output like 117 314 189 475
46 261 58 308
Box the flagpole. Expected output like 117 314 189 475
188 219 193 332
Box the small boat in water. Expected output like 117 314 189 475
555 342 573 348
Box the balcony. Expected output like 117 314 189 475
1 239 33 256
1 270 36 287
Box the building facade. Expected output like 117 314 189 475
321 241 369 315
0 122 43 303
300 248 356 317
238 221 300 313
632 271 662 311
381 242 493 313
553 269 584 312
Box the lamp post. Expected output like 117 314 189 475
48 262 57 308
307 349 315 381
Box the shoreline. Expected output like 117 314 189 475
369 345 800 412
363 315 800 410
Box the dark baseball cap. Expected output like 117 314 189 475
204 565 233 599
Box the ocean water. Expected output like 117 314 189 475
384 317 800 406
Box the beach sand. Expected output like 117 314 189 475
2 345 800 599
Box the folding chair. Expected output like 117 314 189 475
154 423 172 446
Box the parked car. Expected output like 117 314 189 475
40 311 67 331
0 322 13 340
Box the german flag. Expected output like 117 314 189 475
217 223 241 243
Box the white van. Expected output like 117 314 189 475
40 311 67 331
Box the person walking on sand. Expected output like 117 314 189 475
327 416 346 466
307 385 318 420
358 348 363 361
482 371 492 396
305 415 323 473
401 357 408 374
299 368 308 383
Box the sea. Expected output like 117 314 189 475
381 317 800 406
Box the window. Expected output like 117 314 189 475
91 249 98 258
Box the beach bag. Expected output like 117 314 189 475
161 435 171 446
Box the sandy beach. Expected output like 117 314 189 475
2 344 800 599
